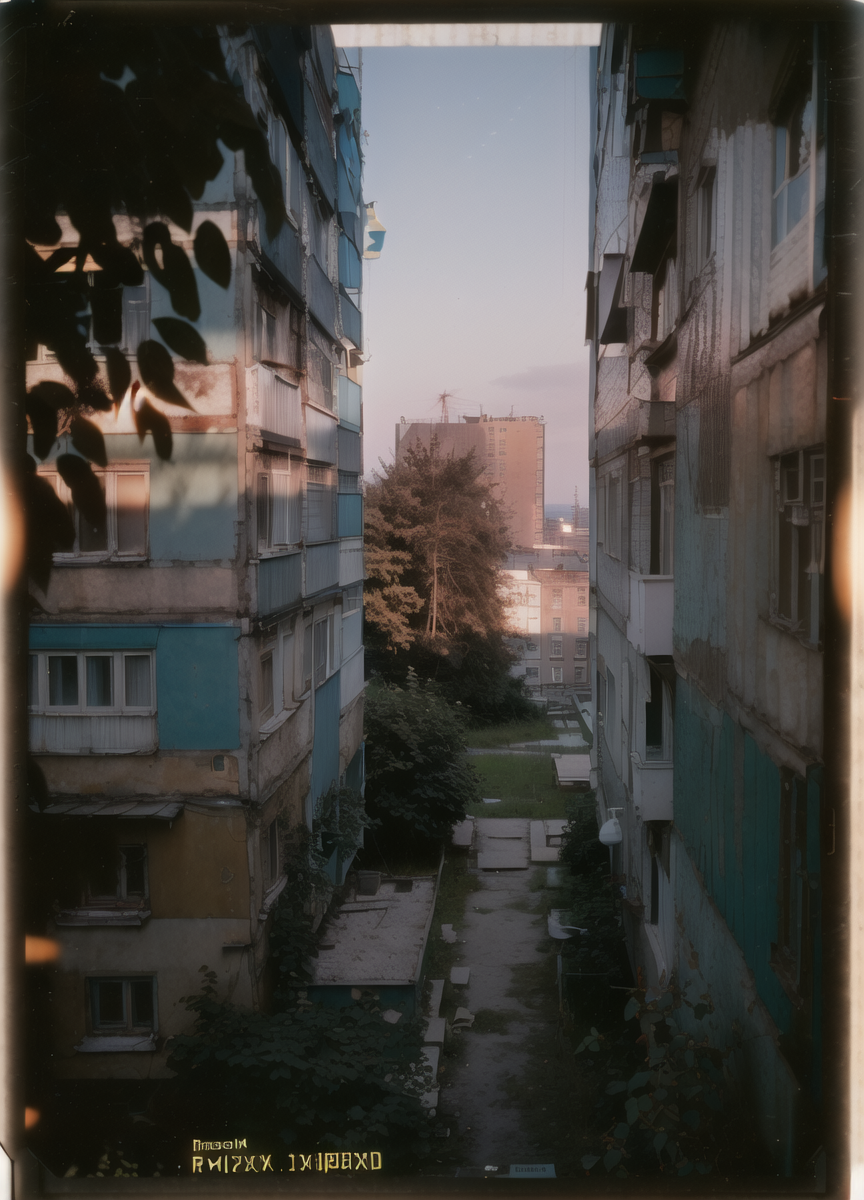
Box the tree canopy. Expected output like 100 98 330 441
364 437 533 723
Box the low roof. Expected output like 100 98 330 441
30 798 184 820
553 754 592 784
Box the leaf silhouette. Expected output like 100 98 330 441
102 347 132 404
134 398 173 460
70 416 108 467
56 454 106 526
89 285 122 346
137 340 192 408
26 393 59 460
194 220 231 288
153 317 208 364
143 221 201 321
24 470 76 590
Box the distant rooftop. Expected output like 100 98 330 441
505 548 588 571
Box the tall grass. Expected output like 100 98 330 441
463 716 557 749
467 752 568 818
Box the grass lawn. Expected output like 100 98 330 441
467 752 569 818
464 716 558 749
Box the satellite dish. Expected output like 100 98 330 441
599 816 622 846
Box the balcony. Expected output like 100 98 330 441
630 751 673 821
627 572 673 656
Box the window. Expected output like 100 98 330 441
575 639 588 659
307 340 334 411
551 589 563 610
259 652 274 720
607 474 622 558
84 844 149 904
578 591 587 606
773 447 824 643
343 584 362 613
772 69 813 248
29 651 154 713
577 617 587 633
312 613 340 687
281 633 295 711
307 195 331 273
525 667 539 680
89 977 156 1034
552 667 563 684
40 466 148 560
651 456 675 575
597 478 607 545
257 469 302 551
550 638 563 659
306 467 336 543
574 665 587 684
696 166 716 270
268 112 287 208
254 301 277 363
552 617 562 632
652 249 678 343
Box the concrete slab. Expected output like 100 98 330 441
452 1006 474 1027
553 753 591 787
424 1016 446 1046
478 818 528 838
451 818 474 847
381 1008 403 1023
441 923 457 943
478 850 529 870
481 798 501 804
427 978 445 1017
530 819 568 862
422 1045 440 1076
450 966 471 986
420 1089 439 1111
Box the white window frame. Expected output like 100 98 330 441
88 976 157 1035
552 666 563 684
257 467 303 553
40 464 149 562
29 650 155 715
772 446 825 644
696 164 716 271
259 649 275 722
550 637 563 659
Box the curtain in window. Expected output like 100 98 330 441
86 656 113 706
124 655 151 707
117 474 147 554
48 656 78 705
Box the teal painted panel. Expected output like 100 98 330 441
311 672 341 809
150 267 237 363
31 624 159 650
156 626 240 749
259 552 302 616
96 433 238 562
338 493 363 537
674 679 798 1036
336 71 360 116
338 234 362 290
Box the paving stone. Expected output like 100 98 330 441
450 966 470 986
424 1016 446 1045
477 850 528 870
427 978 445 1017
422 1045 440 1076
440 923 457 943
381 1008 402 1023
451 818 474 847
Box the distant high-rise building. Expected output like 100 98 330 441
395 414 544 549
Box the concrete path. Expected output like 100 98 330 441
437 818 556 1167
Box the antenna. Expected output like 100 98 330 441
437 390 455 423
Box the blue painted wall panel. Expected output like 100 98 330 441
156 626 240 749
338 376 362 431
338 493 363 538
675 678 796 1036
150 267 237 363
31 624 159 650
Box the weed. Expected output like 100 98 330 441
422 853 479 982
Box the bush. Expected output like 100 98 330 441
363 672 480 847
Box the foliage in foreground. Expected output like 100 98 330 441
162 800 431 1162
574 980 753 1179
364 672 481 846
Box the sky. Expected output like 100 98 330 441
358 47 592 510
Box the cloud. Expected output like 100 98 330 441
491 363 579 390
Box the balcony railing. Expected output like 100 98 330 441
630 751 673 821
627 572 673 656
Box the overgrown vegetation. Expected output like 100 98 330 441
364 672 481 848
422 853 479 982
160 804 432 1166
463 715 557 748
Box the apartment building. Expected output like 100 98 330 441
502 554 589 692
395 414 545 550
27 26 367 1085
587 19 852 1172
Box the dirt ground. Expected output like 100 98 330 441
421 818 594 1178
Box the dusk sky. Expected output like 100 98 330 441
357 46 593 510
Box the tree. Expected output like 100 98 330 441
363 673 481 847
364 437 533 722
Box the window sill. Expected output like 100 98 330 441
56 906 151 927
51 556 149 567
259 706 300 741
76 1034 157 1053
765 613 821 652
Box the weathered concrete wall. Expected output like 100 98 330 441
147 804 250 919
38 752 240 799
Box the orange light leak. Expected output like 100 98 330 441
25 936 61 964
834 483 851 623
25 1109 40 1130
1 475 24 593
